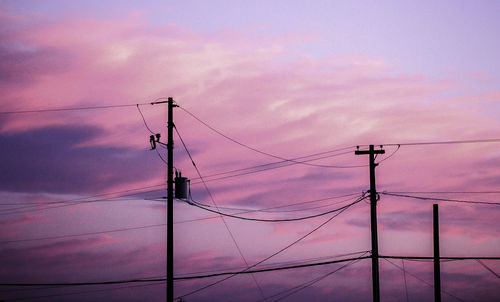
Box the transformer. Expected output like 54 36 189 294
175 171 189 199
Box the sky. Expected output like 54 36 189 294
0 0 499 301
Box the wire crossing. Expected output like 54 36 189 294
175 194 367 300
173 123 268 301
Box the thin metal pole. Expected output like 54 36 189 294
433 204 441 302
167 97 174 302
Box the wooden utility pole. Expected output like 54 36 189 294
167 97 175 302
433 204 442 302
355 145 385 302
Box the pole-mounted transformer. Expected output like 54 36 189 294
175 171 189 199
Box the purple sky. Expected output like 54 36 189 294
0 1 499 301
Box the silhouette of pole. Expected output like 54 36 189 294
433 204 441 302
355 145 385 302
167 97 174 302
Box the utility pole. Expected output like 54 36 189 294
355 145 385 302
167 97 175 302
433 204 442 302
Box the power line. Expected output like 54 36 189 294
476 260 500 279
189 150 358 185
0 256 371 288
135 104 174 168
0 277 166 287
175 251 369 278
0 194 164 215
0 103 152 115
187 192 362 213
0 197 142 206
1 253 370 298
155 148 169 165
175 195 366 299
178 105 364 168
0 184 165 216
174 255 372 281
173 124 268 301
381 192 500 206
381 191 500 194
0 194 141 216
4 282 164 301
264 252 369 302
376 144 400 164
136 104 156 135
401 259 410 302
3 253 496 287
186 195 365 222
0 97 173 115
188 150 357 185
380 255 500 260
0 223 165 244
190 149 357 182
172 193 361 224
383 258 466 302
381 138 500 147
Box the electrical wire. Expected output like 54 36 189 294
267 252 369 302
135 103 175 168
178 105 365 168
173 193 361 224
173 124 268 301
189 150 358 185
186 195 365 222
0 278 166 287
174 255 372 281
0 184 165 216
0 103 152 115
4 282 164 301
174 251 369 278
188 193 362 214
0 97 172 115
175 195 366 299
0 197 147 214
401 259 410 302
382 191 500 194
136 104 156 135
0 223 165 244
1 255 371 288
0 197 142 206
381 138 500 147
476 260 500 279
380 256 500 260
376 144 400 164
383 258 466 302
0 194 147 216
189 150 356 184
381 192 500 206
3 253 496 287
155 148 169 165
190 149 357 181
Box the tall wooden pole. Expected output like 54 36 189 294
167 97 174 302
433 204 442 302
355 145 385 302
